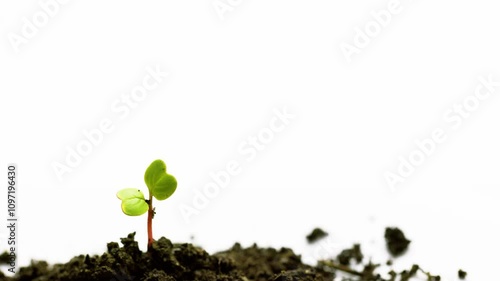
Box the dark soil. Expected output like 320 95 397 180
458 269 467 279
384 227 411 257
0 233 333 281
336 244 363 266
0 228 464 281
305 228 328 244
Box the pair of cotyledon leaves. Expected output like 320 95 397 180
117 159 177 216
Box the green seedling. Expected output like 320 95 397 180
117 159 177 251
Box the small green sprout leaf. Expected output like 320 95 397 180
152 173 177 200
144 159 177 201
117 188 148 216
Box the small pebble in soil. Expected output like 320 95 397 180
336 244 363 265
306 227 329 243
458 269 467 279
384 227 411 256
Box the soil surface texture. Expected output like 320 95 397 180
0 228 464 281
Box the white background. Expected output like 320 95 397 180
1 0 499 280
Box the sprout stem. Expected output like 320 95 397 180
147 192 154 251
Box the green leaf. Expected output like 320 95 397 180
144 160 166 192
144 159 177 201
116 188 148 216
117 188 144 200
152 173 177 200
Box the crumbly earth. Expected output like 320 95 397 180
0 233 333 281
0 228 460 281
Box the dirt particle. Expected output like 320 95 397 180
336 244 363 265
384 227 411 257
306 228 328 243
458 269 467 279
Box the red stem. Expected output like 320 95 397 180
147 193 154 251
